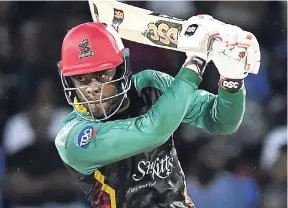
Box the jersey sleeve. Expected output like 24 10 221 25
133 69 246 134
55 67 202 175
182 87 246 134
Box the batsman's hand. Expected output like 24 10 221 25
178 15 222 76
212 28 261 92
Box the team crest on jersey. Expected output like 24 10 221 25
78 39 95 59
74 126 97 148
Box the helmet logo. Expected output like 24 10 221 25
78 38 95 59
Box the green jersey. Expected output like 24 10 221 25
55 67 245 208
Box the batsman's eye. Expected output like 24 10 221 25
75 76 86 82
97 73 106 79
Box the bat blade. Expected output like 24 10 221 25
88 0 185 51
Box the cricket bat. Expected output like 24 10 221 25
88 0 186 51
88 0 260 74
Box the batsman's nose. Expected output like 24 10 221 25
86 83 101 97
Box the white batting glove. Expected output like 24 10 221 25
178 14 221 76
212 28 261 92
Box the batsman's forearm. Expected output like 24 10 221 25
183 86 246 134
209 88 246 134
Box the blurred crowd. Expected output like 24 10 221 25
0 1 286 208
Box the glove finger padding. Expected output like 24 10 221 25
213 30 261 80
215 47 249 79
235 31 260 74
178 14 221 61
213 27 261 75
245 33 261 74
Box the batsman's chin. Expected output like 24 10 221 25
89 101 112 116
88 97 109 105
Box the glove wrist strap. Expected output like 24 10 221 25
183 56 207 76
218 77 244 93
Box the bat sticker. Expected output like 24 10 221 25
184 24 198 37
143 20 182 48
112 8 124 32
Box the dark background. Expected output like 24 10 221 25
0 1 286 208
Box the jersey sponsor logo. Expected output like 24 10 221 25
132 155 174 181
126 181 156 196
74 126 97 148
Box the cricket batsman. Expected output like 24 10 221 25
55 14 260 208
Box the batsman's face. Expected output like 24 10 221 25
71 67 118 117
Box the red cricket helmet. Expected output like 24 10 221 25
59 22 126 76
57 22 132 121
